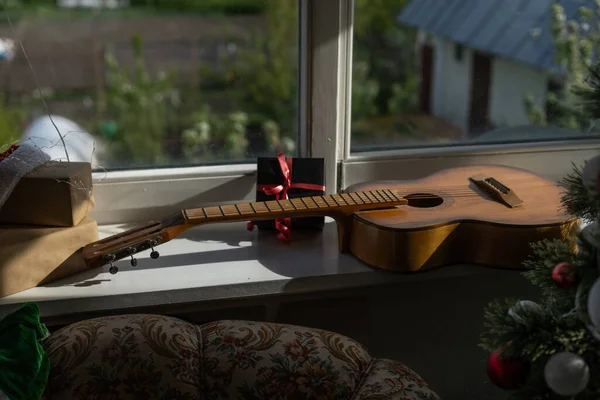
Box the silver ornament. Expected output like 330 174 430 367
581 222 600 244
544 352 590 396
577 222 600 272
508 300 542 324
581 155 600 194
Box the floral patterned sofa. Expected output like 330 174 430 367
42 314 440 399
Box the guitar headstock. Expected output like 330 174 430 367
82 212 187 274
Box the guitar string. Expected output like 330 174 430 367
101 183 565 249
162 181 565 228
182 183 566 213
177 183 564 218
359 182 562 197
118 180 563 229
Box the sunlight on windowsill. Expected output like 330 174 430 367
0 219 486 321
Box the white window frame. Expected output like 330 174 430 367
90 0 600 226
310 0 600 189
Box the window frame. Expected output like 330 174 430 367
91 0 311 225
90 0 600 226
316 0 600 189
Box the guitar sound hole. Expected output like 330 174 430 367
404 193 443 208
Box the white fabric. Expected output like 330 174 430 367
0 142 51 210
21 115 102 165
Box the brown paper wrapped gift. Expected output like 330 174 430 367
0 162 94 227
0 217 98 298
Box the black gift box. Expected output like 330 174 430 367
254 156 325 230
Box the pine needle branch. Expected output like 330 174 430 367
559 162 599 222
572 61 600 121
522 239 578 308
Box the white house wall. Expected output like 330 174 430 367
488 57 547 128
428 36 547 133
431 38 471 132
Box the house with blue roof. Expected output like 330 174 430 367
398 0 579 136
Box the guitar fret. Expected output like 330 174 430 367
321 196 337 207
265 200 283 212
385 189 398 201
237 203 255 215
303 197 318 208
221 205 240 216
204 206 223 217
371 190 383 202
279 200 295 211
357 192 371 203
332 194 347 205
252 202 269 213
373 190 385 202
349 192 363 204
290 198 307 209
341 193 357 205
385 189 400 201
312 196 327 207
377 189 392 202
374 190 386 201
365 191 378 202
185 188 404 223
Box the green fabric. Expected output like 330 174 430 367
0 303 49 400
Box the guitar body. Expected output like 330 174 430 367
345 165 578 272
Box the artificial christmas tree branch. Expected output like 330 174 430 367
479 59 600 398
560 163 599 222
572 61 600 122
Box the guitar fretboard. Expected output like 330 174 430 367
183 189 404 222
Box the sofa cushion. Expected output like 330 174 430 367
43 314 202 399
41 315 440 400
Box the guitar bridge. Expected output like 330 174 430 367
469 174 523 208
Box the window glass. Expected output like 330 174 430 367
351 0 599 152
1 0 298 169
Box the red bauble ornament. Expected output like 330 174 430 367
552 262 578 289
487 349 529 390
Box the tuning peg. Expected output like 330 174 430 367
103 254 118 275
109 262 118 275
150 248 160 259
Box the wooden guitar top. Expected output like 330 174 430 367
345 165 577 272
346 165 569 229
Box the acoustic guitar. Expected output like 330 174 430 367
83 165 576 274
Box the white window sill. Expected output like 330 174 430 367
0 218 497 322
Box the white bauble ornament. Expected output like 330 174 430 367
581 154 600 194
587 277 600 329
508 300 542 324
544 352 590 396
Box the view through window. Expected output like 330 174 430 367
0 0 298 170
351 0 600 152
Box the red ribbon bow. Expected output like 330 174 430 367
247 152 325 242
0 145 19 163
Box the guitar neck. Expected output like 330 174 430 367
182 189 404 225
83 189 406 270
